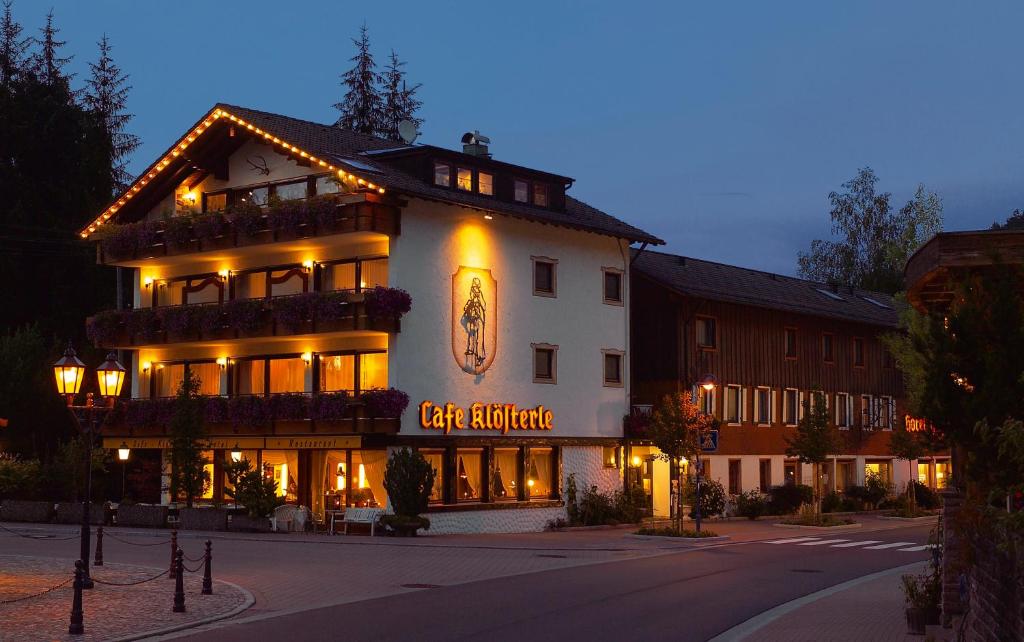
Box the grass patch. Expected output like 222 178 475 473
635 527 719 538
780 514 855 527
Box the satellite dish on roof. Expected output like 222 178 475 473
398 120 419 144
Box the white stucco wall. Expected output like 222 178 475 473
389 199 631 440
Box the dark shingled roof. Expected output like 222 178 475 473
219 104 662 244
632 249 900 328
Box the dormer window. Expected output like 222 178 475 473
514 180 529 203
433 162 451 187
533 184 548 207
478 172 493 196
456 168 472 191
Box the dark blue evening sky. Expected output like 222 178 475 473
31 0 1024 275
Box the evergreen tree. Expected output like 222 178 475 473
85 34 140 192
333 24 382 135
30 10 72 87
379 50 422 140
168 370 210 508
992 209 1024 230
0 1 29 88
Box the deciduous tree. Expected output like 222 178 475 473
786 391 838 519
648 392 716 533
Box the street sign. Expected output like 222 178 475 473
700 429 719 452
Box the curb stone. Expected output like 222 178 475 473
772 522 863 531
624 534 731 543
108 579 255 642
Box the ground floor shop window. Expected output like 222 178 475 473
421 451 444 503
917 462 931 486
262 450 299 502
493 448 520 500
457 449 484 501
759 459 771 492
784 461 797 485
934 460 950 488
864 460 892 486
527 448 553 498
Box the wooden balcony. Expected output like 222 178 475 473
96 193 400 266
87 290 405 349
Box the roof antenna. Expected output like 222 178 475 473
398 120 419 145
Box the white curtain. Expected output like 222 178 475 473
457 452 482 501
269 358 305 393
154 364 184 398
361 258 389 288
530 450 552 498
190 362 221 396
493 450 518 499
360 450 387 508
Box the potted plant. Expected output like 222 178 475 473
381 448 435 536
225 459 283 532
901 569 940 635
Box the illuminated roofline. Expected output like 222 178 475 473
79 106 386 238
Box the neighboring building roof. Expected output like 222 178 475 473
632 249 900 328
81 103 662 245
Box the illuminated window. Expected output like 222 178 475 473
934 460 950 488
533 183 548 207
478 172 493 196
456 168 472 191
514 180 528 203
350 450 386 507
275 181 307 201
784 328 797 359
319 354 354 392
153 363 185 398
234 271 266 300
433 162 450 187
822 333 834 363
603 446 619 469
262 450 298 503
696 317 716 349
421 450 444 503
359 352 388 390
204 192 227 212
603 351 623 387
783 388 798 425
456 450 483 501
360 258 388 289
532 343 557 384
234 359 265 396
493 448 520 500
325 262 356 291
315 175 341 195
853 337 865 367
917 462 931 486
527 448 553 498
268 358 305 393
156 280 184 307
603 268 623 304
268 268 306 297
189 362 221 396
533 257 556 296
201 450 215 500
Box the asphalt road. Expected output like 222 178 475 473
180 523 933 642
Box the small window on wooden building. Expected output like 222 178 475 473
784 327 797 359
456 168 472 191
433 162 451 187
696 317 717 350
754 387 772 425
478 172 493 196
514 180 529 203
822 333 834 363
853 337 865 367
725 385 742 424
533 183 548 207
783 388 798 425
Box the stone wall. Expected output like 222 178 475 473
939 490 964 625
427 505 565 535
964 526 1023 641
562 446 621 495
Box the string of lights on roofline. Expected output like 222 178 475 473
79 108 387 239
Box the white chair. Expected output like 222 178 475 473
340 507 385 536
271 504 298 532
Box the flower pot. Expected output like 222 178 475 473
905 607 927 635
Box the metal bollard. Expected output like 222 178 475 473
69 560 85 635
172 548 186 613
201 540 213 595
168 529 178 580
94 526 103 566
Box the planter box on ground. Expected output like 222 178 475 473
178 507 228 531
55 502 106 525
116 503 168 528
228 514 272 532
0 500 54 523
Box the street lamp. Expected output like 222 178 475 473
117 443 130 502
52 344 125 589
694 373 717 533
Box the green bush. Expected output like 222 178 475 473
769 483 813 514
913 482 940 510
225 458 284 518
735 489 769 520
683 477 726 519
564 473 649 526
383 449 436 518
846 473 891 509
821 491 843 513
0 453 41 500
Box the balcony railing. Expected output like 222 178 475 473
94 193 400 264
86 287 411 348
106 389 410 436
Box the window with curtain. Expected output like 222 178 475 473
319 354 355 392
527 448 553 498
456 450 483 501
325 262 356 291
268 269 306 297
262 450 298 502
421 451 443 503
223 449 258 502
315 175 340 195
493 448 519 500
189 362 221 396
456 168 472 191
156 281 184 307
360 258 388 289
360 353 387 391
234 272 266 300
185 280 221 305
153 363 185 398
275 181 307 201
478 172 493 196
234 360 265 395
434 162 450 187
352 450 387 508
201 450 215 500
269 358 305 393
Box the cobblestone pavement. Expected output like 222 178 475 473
0 554 248 642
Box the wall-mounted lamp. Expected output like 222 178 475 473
143 277 154 288
302 260 314 272
300 352 313 365
216 357 227 369
631 455 641 467
483 214 493 220
141 361 152 373
184 191 197 206
218 269 229 280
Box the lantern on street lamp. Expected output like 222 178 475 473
117 443 130 462
53 344 86 405
96 352 126 402
230 444 243 463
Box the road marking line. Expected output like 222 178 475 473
764 537 821 544
862 542 917 550
897 545 933 552
797 539 850 546
829 540 883 548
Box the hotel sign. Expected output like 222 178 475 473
265 436 361 449
100 436 361 450
453 266 497 375
419 401 553 435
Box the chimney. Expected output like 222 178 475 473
461 131 491 158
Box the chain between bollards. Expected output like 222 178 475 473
68 560 84 635
168 529 178 580
201 540 213 595
172 548 186 613
94 526 103 566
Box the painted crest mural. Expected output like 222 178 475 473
452 266 497 374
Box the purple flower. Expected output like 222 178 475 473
270 393 310 421
87 310 124 346
193 212 227 239
226 202 264 237
362 388 409 418
126 308 158 340
158 306 196 336
229 395 270 427
311 392 349 421
163 216 193 247
364 287 412 320
272 293 319 331
224 299 266 333
203 396 230 423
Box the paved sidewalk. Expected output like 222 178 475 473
730 561 927 641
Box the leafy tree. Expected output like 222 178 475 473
991 209 1024 230
798 168 942 294
889 421 933 513
648 391 716 532
379 50 422 141
786 391 838 518
85 34 139 192
333 24 382 135
167 371 209 507
0 1 28 88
